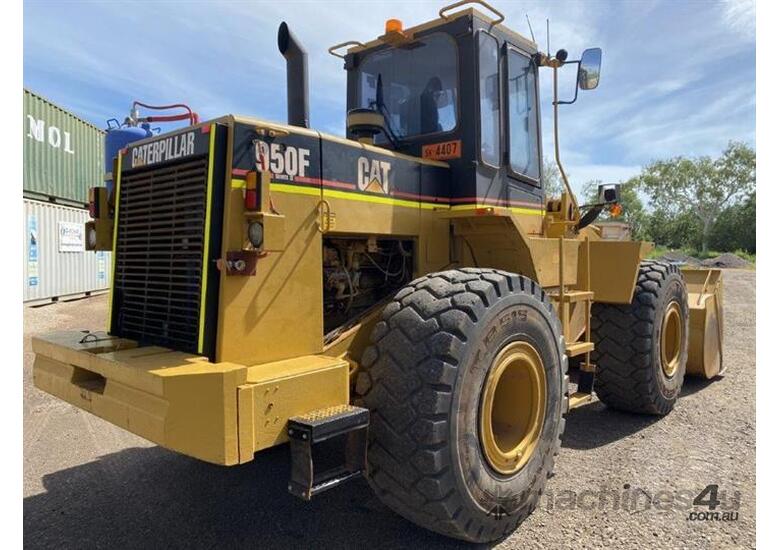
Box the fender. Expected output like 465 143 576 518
439 207 650 304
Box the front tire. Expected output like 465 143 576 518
355 269 567 543
592 260 689 415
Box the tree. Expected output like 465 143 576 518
709 191 756 254
630 142 755 254
643 208 701 250
580 179 647 240
541 157 565 197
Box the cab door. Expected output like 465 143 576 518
502 43 545 234
475 32 545 234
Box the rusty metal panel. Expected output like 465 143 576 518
23 199 112 303
23 89 104 206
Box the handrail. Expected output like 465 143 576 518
558 237 565 338
317 199 333 233
584 236 591 369
439 0 504 25
328 41 366 59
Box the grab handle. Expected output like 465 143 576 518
328 41 366 59
439 0 504 25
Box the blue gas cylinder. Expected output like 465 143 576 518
104 123 153 195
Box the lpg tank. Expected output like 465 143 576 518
104 122 153 195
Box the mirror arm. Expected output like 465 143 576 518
552 64 581 223
553 60 581 105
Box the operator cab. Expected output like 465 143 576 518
340 6 544 213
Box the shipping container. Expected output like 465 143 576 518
23 89 104 207
23 199 112 304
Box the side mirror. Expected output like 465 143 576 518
577 182 621 230
597 183 620 204
578 48 602 90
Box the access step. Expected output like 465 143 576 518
569 391 595 410
287 404 369 500
565 342 595 357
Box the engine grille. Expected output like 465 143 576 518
112 156 209 353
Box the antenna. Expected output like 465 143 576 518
525 14 536 43
546 19 550 57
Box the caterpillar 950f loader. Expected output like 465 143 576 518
32 1 725 542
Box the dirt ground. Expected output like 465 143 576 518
23 270 756 549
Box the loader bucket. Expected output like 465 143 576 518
681 268 725 379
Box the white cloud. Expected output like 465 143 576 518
24 0 754 177
721 0 756 40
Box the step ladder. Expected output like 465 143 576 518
287 404 369 500
550 237 596 410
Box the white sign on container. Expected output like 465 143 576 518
58 221 84 252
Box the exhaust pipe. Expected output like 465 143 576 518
277 22 310 128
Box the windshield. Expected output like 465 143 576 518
356 33 458 141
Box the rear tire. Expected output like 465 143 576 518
355 269 567 543
592 260 688 415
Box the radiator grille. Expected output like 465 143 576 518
113 156 209 353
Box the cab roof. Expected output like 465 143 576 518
344 7 537 57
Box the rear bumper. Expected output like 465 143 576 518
32 331 349 465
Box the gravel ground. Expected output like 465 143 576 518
659 252 753 270
23 270 755 549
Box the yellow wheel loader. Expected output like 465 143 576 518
33 1 725 542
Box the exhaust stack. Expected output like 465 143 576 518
277 22 310 128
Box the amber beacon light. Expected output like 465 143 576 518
385 19 403 33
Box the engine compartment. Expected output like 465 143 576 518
323 237 415 339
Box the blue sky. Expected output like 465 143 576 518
23 0 755 194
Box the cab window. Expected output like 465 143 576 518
478 32 500 166
357 33 458 140
507 49 540 180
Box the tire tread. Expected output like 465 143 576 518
591 260 688 415
356 269 567 542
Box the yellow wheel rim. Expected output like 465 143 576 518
479 341 546 475
661 301 683 378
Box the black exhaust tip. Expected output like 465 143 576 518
277 21 291 54
277 22 309 128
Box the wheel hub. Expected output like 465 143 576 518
479 341 546 475
661 301 683 378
